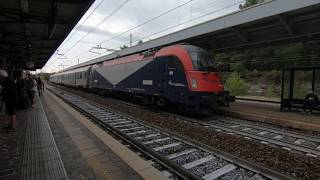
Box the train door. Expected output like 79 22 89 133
74 72 77 86
166 56 187 103
73 73 76 86
155 56 169 95
87 66 93 89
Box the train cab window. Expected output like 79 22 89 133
83 72 87 79
189 51 217 71
168 56 184 71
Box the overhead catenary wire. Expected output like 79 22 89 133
62 0 131 56
47 0 315 72
60 0 105 48
65 0 198 64
87 0 242 60
45 0 105 68
127 0 243 47
67 0 239 63
99 0 194 45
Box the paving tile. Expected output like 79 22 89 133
81 148 103 158
0 105 26 180
43 93 97 180
73 138 93 145
77 141 97 151
68 130 83 136
71 134 88 140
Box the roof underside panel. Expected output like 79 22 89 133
0 0 94 70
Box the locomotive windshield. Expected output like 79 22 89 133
189 51 217 71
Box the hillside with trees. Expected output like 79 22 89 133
215 0 320 98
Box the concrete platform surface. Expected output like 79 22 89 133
0 109 22 180
1 93 68 180
43 90 168 180
0 89 169 180
218 100 320 132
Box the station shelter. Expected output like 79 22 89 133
280 66 320 112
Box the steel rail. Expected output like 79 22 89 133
235 97 280 104
48 86 294 180
49 83 320 157
211 118 320 143
48 87 201 180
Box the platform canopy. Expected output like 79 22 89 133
63 0 320 72
0 0 94 70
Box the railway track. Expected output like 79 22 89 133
48 86 293 180
206 116 320 157
96 92 320 158
106 90 320 158
235 97 280 104
49 84 320 158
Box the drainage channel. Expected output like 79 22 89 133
49 87 293 180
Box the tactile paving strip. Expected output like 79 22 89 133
20 97 68 180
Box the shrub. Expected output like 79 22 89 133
230 62 246 73
266 85 276 97
225 72 249 96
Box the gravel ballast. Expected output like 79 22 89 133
50 84 320 179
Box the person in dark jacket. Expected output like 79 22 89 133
16 75 29 109
37 77 44 96
25 73 37 108
0 70 17 131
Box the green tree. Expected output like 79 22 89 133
225 72 249 96
137 40 143 45
230 62 246 73
120 45 128 50
239 0 265 9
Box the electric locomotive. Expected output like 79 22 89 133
50 44 234 114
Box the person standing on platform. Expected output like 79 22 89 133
25 73 37 108
0 70 17 131
16 75 29 109
37 77 44 96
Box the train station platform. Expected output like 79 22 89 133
217 100 320 133
0 90 167 180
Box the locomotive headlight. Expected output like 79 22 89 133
191 78 197 89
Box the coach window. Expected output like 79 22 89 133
79 72 82 79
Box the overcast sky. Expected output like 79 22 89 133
42 0 243 73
